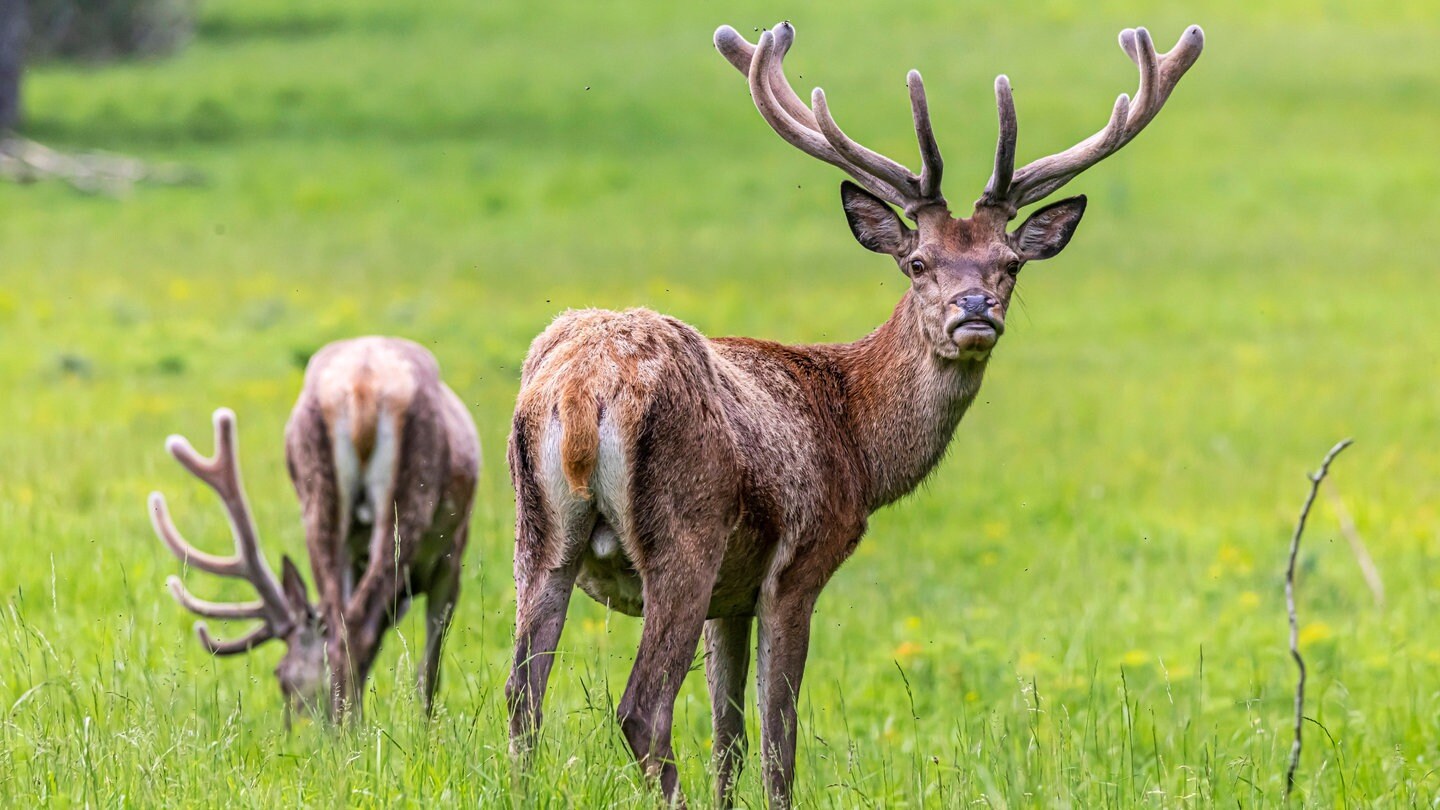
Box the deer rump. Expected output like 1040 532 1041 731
513 307 818 620
299 339 466 607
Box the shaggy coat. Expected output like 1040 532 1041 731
286 337 480 716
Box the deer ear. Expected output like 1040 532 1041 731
280 555 310 609
841 181 913 256
1012 195 1086 261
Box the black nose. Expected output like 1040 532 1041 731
956 294 995 316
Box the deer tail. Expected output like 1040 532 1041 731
556 378 601 500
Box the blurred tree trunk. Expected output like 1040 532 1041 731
1 0 198 191
0 0 24 133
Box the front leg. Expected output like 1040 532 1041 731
705 616 752 808
755 588 819 809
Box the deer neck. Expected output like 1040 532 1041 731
837 290 988 509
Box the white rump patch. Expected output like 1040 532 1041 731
331 414 362 525
363 412 400 550
592 417 628 524
538 411 632 553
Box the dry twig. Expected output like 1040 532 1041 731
1285 438 1353 800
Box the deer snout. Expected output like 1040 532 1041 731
945 292 1004 334
956 293 997 318
943 292 1004 357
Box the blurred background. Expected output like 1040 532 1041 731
1 0 1438 805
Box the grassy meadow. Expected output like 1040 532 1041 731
3 0 1440 804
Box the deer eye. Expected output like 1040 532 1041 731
1005 259 1022 276
908 258 926 276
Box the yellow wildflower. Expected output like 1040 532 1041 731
1298 621 1334 646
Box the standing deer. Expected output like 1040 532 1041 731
151 337 480 723
505 21 1203 807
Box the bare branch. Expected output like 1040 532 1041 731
0 135 201 195
1285 438 1353 799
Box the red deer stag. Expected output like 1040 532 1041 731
506 21 1203 807
151 337 480 723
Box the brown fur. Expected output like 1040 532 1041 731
505 188 1095 806
287 336 480 720
507 17 1191 805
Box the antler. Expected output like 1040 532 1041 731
981 25 1205 213
715 22 946 218
149 408 295 655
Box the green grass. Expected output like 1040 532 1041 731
3 0 1440 805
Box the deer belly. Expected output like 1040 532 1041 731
574 519 763 619
576 519 644 616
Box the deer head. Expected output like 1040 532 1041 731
715 21 1204 360
149 408 327 726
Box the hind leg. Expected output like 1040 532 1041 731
419 535 463 715
616 433 738 804
505 535 582 755
505 421 585 755
341 424 443 717
616 529 726 806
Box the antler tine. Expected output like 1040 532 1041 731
152 408 295 641
150 492 245 576
165 432 222 489
201 409 291 625
810 86 923 202
195 621 276 656
168 575 275 655
166 575 267 620
716 24 818 134
713 24 755 73
908 71 944 202
757 23 819 130
995 24 1204 212
981 75 1018 205
1123 25 1204 134
1006 92 1131 206
745 28 910 208
742 32 841 166
716 21 944 216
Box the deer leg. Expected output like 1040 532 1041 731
505 552 581 756
613 518 725 801
615 554 716 807
755 587 819 809
419 544 463 716
705 615 753 808
341 474 434 717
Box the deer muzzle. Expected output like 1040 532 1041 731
945 293 1004 352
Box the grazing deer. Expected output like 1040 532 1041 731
151 337 480 723
505 21 1203 807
